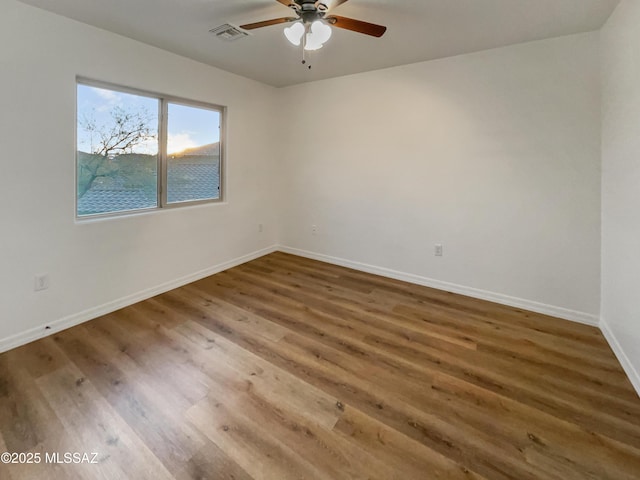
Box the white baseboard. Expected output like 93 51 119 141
3 243 637 398
277 245 600 327
0 245 278 354
600 318 640 397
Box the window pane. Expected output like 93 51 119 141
166 103 221 204
77 84 159 216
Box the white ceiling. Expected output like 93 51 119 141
18 0 619 87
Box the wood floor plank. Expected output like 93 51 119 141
223 391 398 480
333 405 487 480
282 328 640 480
248 262 624 403
1 252 639 479
180 341 404 480
244 262 635 399
3 337 70 380
166 317 344 431
0 356 65 454
157 286 552 479
429 373 640 480
259 252 603 339
186 396 331 480
80 314 211 412
238 261 634 397
194 267 640 444
173 440 253 480
0 429 15 480
243 257 614 364
274 335 567 480
240 260 479 350
36 364 174 480
51 327 206 476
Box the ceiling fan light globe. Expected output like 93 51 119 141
310 20 332 44
304 36 323 51
284 21 305 46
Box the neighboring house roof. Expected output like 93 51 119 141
77 163 220 216
167 163 220 203
78 187 155 215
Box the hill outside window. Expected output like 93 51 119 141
76 79 224 218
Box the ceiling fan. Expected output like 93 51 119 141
240 0 387 52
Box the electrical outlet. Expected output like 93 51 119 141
312 224 318 235
258 223 263 233
34 273 50 291
435 244 443 257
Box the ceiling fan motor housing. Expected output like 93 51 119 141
293 1 329 23
298 0 321 9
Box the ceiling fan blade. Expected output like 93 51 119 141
275 0 298 8
317 0 349 11
326 15 387 37
240 17 297 30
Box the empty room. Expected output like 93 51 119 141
1 0 639 478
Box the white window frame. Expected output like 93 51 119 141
76 78 226 219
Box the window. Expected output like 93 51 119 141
76 80 223 217
166 103 221 205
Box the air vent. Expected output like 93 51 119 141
209 23 250 41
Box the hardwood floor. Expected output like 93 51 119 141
1 251 639 479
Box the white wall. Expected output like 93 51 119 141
0 1 610 356
277 33 602 323
0 0 279 348
600 0 640 392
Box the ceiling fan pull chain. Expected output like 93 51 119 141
301 26 312 70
